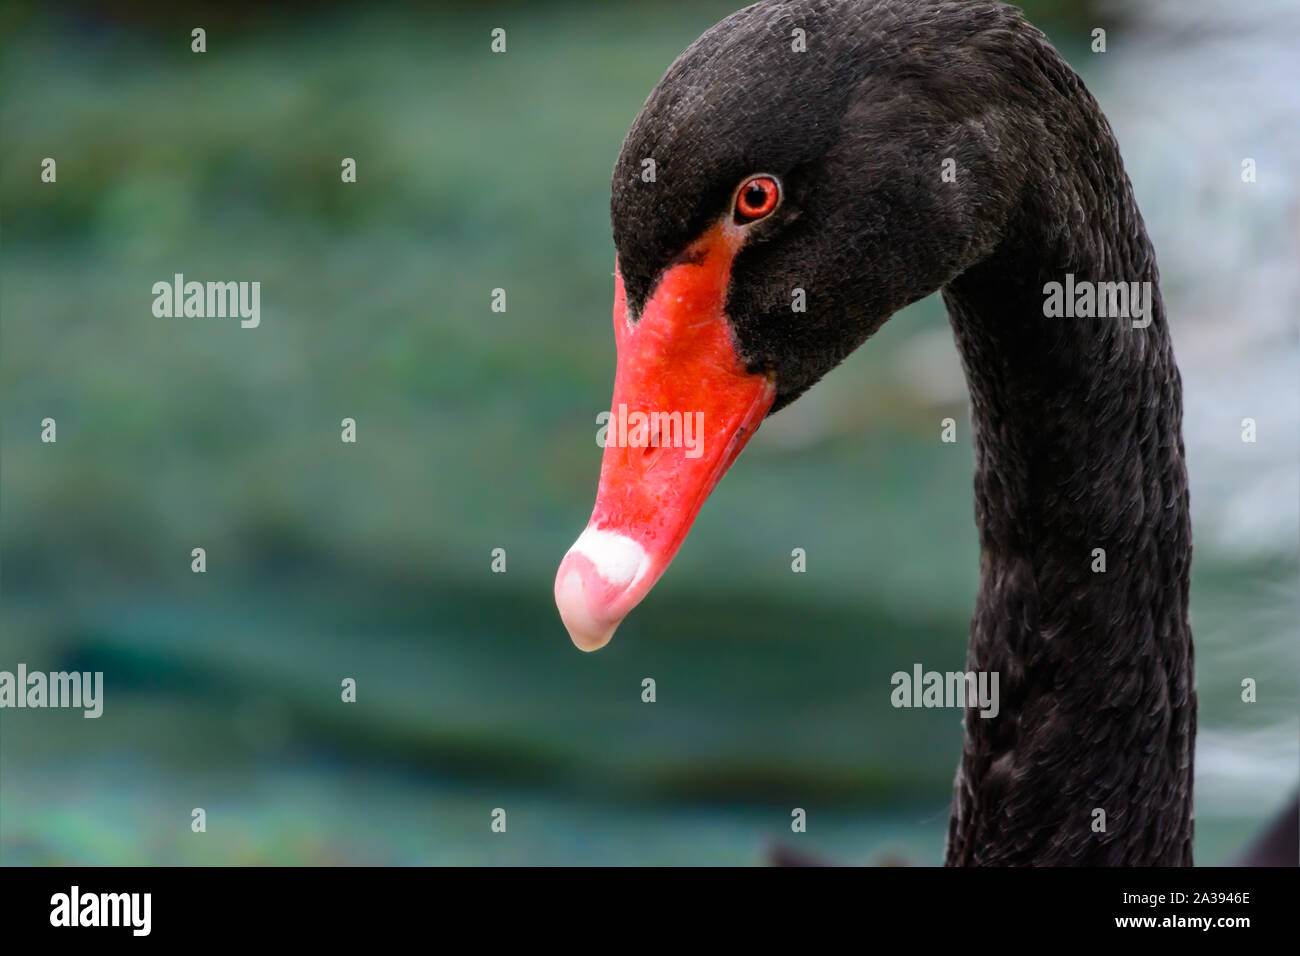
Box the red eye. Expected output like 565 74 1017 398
734 175 780 221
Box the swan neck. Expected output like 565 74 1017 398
939 178 1196 865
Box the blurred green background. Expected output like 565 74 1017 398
2 0 1297 865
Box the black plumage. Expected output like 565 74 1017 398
611 0 1195 865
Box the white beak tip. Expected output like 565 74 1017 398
555 566 620 652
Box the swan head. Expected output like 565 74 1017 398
557 0 1042 650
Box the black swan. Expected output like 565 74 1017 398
554 0 1196 866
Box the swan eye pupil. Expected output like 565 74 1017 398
735 176 779 221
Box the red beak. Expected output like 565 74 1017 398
555 222 775 650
